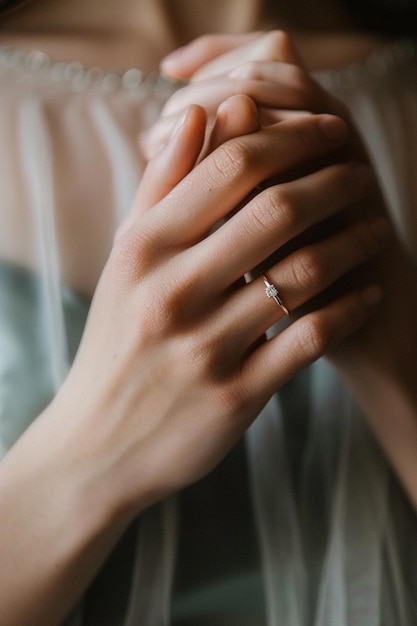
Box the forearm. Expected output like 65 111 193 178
0 402 130 626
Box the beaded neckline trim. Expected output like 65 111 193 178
313 39 417 89
0 44 178 92
0 39 415 93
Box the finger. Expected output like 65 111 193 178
161 31 303 81
228 60 323 110
220 216 391 351
143 63 323 157
239 284 383 406
115 105 206 239
142 75 297 156
204 94 260 156
143 104 311 160
135 114 350 249
161 64 319 118
135 105 206 211
190 160 375 290
258 108 313 126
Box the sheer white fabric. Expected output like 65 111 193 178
0 61 178 626
0 41 416 626
124 497 179 626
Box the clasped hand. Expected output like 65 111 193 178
54 86 385 523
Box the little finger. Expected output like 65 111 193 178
239 285 383 406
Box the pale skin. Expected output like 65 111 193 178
0 1 416 625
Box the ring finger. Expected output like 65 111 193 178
216 215 391 355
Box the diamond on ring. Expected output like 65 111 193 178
261 274 290 316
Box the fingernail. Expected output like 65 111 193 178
149 109 190 158
361 284 383 307
162 45 187 64
369 216 392 242
160 46 188 77
319 115 348 141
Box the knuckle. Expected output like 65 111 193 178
235 60 262 80
209 140 252 184
246 187 293 234
264 186 298 231
295 315 330 361
291 249 326 290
